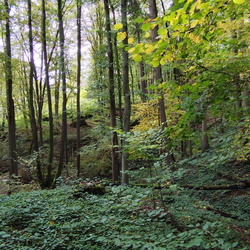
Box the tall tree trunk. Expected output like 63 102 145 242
111 4 123 129
55 0 68 180
42 0 54 187
36 54 44 146
28 0 43 184
148 0 166 128
148 0 174 164
76 0 81 177
121 0 131 185
104 0 120 182
4 0 18 177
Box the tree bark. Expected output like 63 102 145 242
76 0 81 177
111 4 123 129
136 26 147 102
54 64 60 117
55 0 68 181
121 0 131 185
42 0 54 187
4 0 18 177
202 112 210 152
242 83 250 109
104 0 119 182
28 0 43 184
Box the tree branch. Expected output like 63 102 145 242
194 61 234 77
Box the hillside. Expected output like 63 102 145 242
0 126 249 249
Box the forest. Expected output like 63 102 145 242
0 0 249 249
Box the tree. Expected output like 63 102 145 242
4 0 18 176
55 0 68 180
110 3 123 127
28 0 43 184
121 0 130 185
104 0 119 182
42 0 54 187
76 0 81 177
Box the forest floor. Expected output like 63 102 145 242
0 120 250 248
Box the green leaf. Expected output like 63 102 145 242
132 54 142 62
147 84 157 90
202 221 211 230
141 23 152 31
0 231 11 238
157 27 168 37
135 18 144 23
151 60 159 67
186 238 203 247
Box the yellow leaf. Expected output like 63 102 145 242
145 44 154 54
113 23 123 30
117 32 127 41
188 33 201 43
233 0 245 3
145 32 151 38
132 54 142 62
128 47 135 54
128 37 134 44
190 19 199 28
134 44 144 53
166 54 173 62
160 58 166 66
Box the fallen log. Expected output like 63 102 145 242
128 180 250 190
181 180 250 190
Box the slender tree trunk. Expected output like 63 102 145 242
188 122 193 156
136 28 147 102
55 0 68 180
0 99 6 131
36 55 44 146
76 0 81 177
54 65 60 117
121 0 130 185
148 0 166 127
148 0 174 164
42 0 54 187
28 0 43 184
130 65 135 104
20 63 30 133
202 112 210 152
242 83 250 109
104 0 119 182
111 4 123 129
4 0 18 177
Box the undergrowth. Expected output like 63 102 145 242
0 183 249 249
